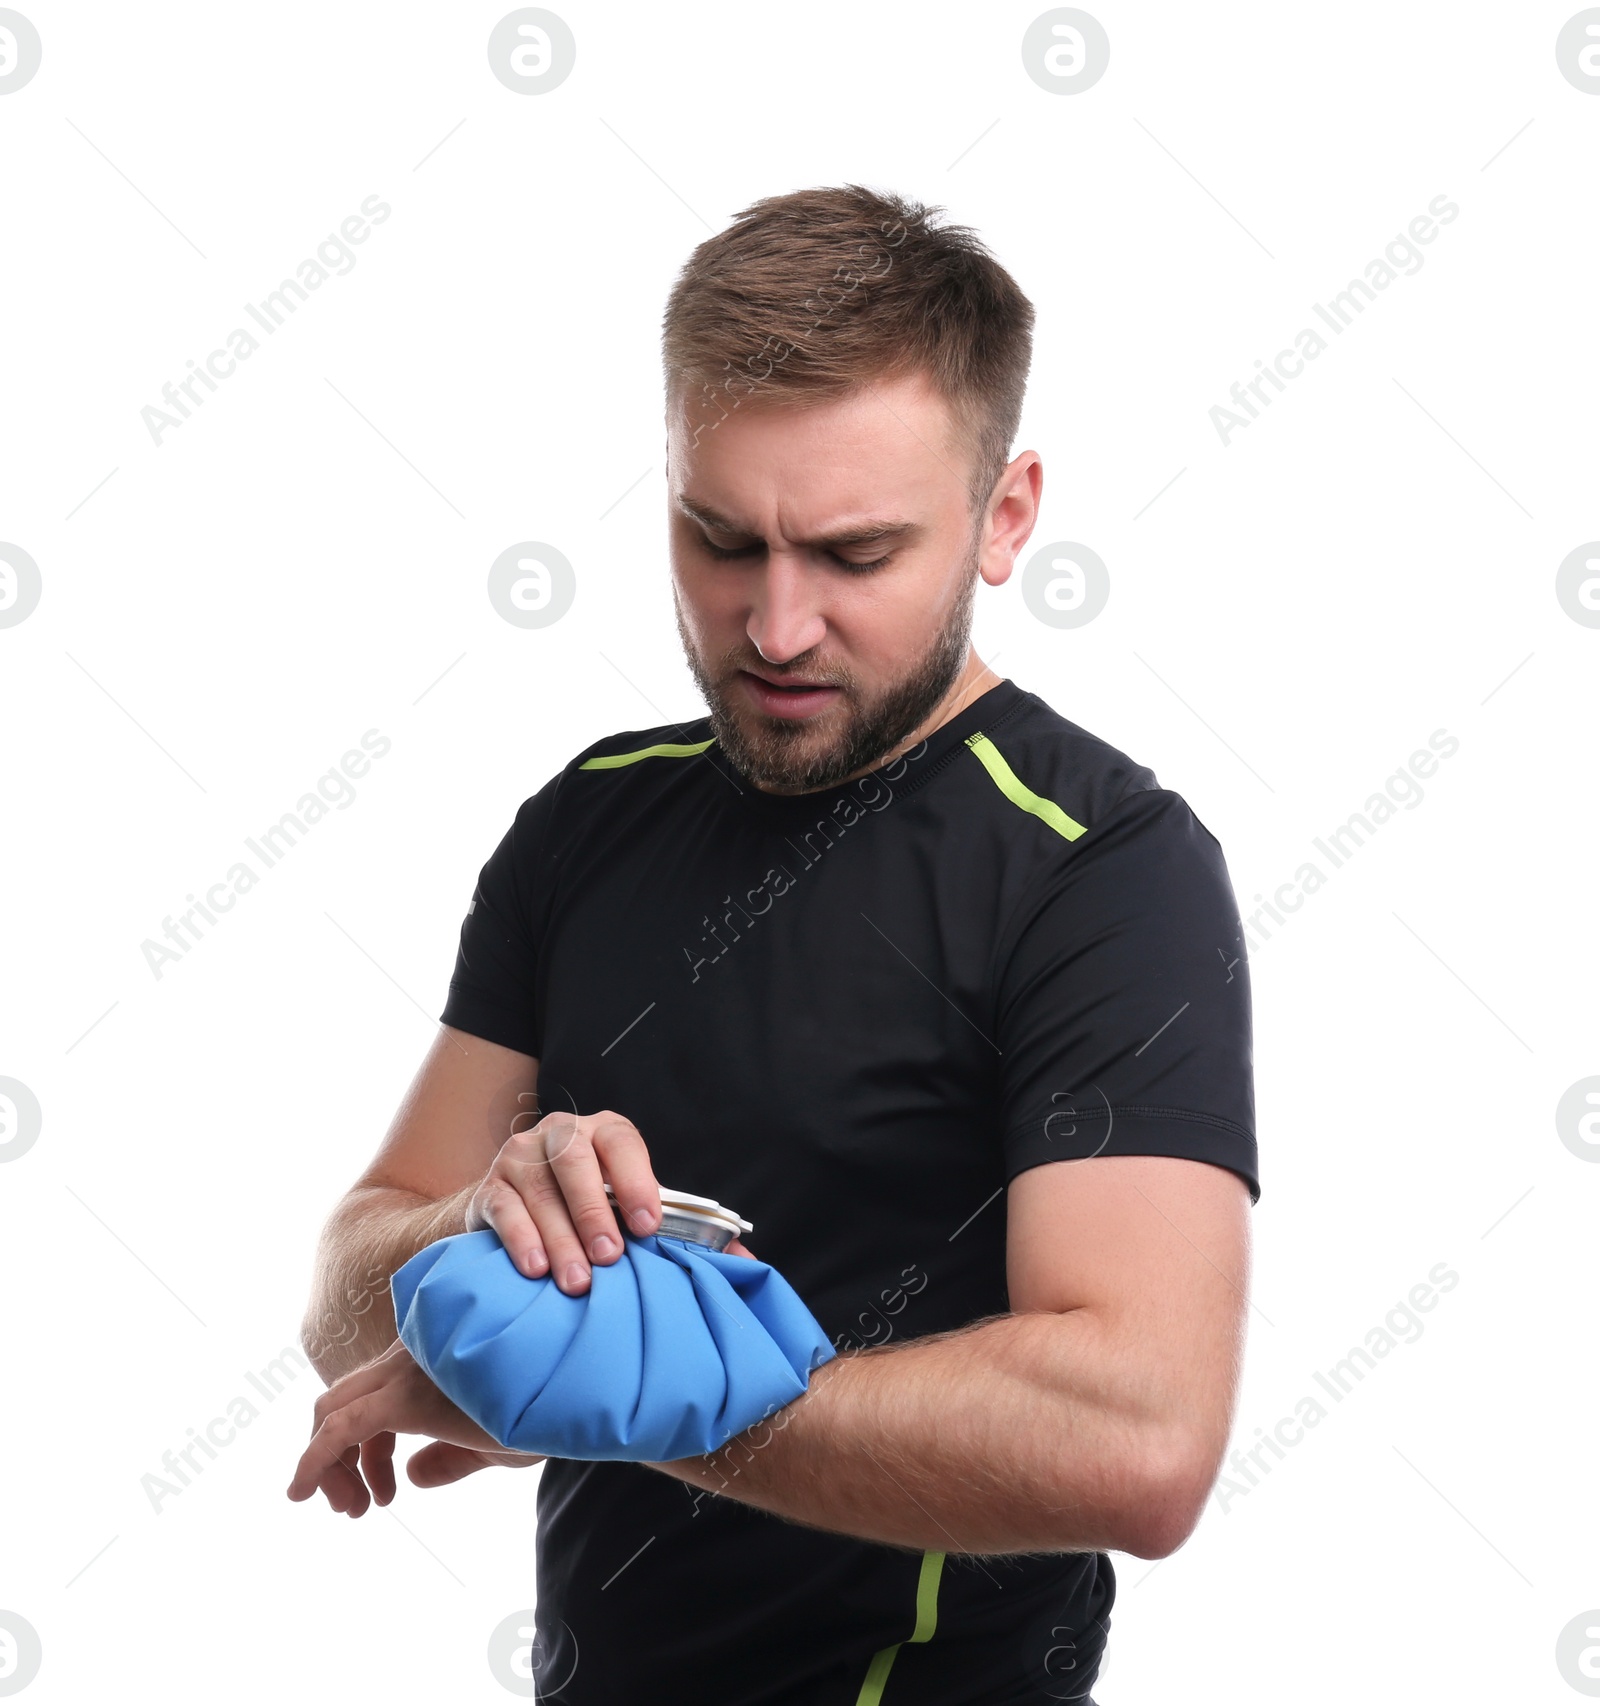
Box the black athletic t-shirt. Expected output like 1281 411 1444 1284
437 677 1258 1706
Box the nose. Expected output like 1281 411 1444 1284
746 551 826 665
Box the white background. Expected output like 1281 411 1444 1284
1 2 1596 1701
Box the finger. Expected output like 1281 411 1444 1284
500 1115 586 1287
320 1445 368 1518
339 1444 372 1519
408 1442 546 1486
361 1431 398 1507
525 1114 597 1295
589 1112 663 1240
287 1433 369 1516
476 1177 550 1279
407 1441 493 1488
548 1111 645 1266
726 1237 757 1261
306 1351 398 1441
287 1390 396 1505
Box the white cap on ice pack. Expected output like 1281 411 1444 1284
604 1181 753 1244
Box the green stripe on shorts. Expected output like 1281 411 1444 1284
853 1549 946 1705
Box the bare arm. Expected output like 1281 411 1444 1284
295 1023 691 1510
300 1025 541 1382
300 1024 685 1385
646 1155 1253 1560
292 1135 1250 1551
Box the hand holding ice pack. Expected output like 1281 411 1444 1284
391 1226 836 1461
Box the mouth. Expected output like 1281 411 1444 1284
736 668 844 722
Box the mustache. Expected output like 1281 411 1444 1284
722 653 852 690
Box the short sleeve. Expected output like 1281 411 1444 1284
994 787 1259 1204
438 774 564 1058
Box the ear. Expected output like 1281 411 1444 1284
980 548 1015 590
980 452 1043 588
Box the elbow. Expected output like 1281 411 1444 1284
1115 1436 1214 1560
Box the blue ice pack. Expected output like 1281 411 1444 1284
390 1226 836 1462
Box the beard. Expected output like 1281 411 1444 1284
674 554 980 794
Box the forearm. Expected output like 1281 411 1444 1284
301 1182 475 1383
647 1309 1191 1559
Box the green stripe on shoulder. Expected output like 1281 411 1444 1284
965 731 1086 841
578 737 714 770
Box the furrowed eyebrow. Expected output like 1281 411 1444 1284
676 498 921 552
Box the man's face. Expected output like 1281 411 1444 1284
666 368 1021 794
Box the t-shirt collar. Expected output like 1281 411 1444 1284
708 677 1023 816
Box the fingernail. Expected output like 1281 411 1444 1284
592 1235 616 1261
563 1262 588 1290
630 1206 658 1233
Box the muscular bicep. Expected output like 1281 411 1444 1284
354 1024 540 1202
1006 1155 1252 1459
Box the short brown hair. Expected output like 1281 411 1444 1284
661 183 1035 518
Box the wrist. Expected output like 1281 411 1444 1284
436 1182 478 1239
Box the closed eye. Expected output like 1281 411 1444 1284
698 537 892 573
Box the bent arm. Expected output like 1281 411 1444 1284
300 1025 540 1383
648 1155 1252 1560
650 1308 1180 1556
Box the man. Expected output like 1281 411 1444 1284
288 183 1259 1705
